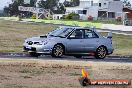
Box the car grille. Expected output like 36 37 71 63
34 42 39 44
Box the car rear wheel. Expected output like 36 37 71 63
29 52 41 57
51 44 64 58
95 46 107 59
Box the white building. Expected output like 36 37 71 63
53 14 64 20
65 0 123 20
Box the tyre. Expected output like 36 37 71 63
29 52 41 57
74 55 82 58
51 44 64 57
95 46 107 59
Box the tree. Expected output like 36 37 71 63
4 0 80 16
53 3 66 14
63 1 73 7
38 0 65 14
38 0 59 9
72 0 80 7
64 0 80 7
4 0 37 16
123 0 131 8
4 0 24 16
12 0 37 7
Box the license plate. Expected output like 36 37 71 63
26 46 31 49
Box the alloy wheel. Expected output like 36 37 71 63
95 46 107 59
52 45 64 57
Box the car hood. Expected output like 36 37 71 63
25 36 62 43
25 36 48 42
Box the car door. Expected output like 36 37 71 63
83 29 100 53
66 29 85 54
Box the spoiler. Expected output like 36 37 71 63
107 32 112 39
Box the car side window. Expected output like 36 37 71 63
84 29 99 38
69 29 83 39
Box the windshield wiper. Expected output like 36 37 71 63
50 35 65 38
55 36 65 38
49 35 55 37
40 35 47 38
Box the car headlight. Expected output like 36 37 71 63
36 41 48 45
24 40 28 43
25 39 30 44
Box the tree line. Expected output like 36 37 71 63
3 0 131 17
4 0 80 17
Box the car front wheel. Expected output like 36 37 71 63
95 46 107 59
51 44 64 58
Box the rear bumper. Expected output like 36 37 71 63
107 48 114 55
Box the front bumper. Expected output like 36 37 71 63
23 46 36 52
23 45 52 54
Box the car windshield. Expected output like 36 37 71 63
48 28 73 38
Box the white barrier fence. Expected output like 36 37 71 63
18 6 49 14
18 6 53 19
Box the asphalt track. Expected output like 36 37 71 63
0 53 132 63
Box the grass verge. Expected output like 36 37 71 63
0 17 102 28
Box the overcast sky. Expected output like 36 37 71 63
0 0 132 10
0 0 11 10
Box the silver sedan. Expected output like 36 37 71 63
23 26 114 59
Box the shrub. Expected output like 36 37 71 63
64 13 80 20
45 15 53 20
88 16 93 21
31 14 36 19
116 16 122 22
61 15 66 19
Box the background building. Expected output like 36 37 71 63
66 0 123 20
123 7 132 25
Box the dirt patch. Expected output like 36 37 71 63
0 58 131 88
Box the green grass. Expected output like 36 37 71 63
22 18 102 28
0 17 102 28
101 33 132 56
113 35 132 56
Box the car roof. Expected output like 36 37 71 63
59 26 96 31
